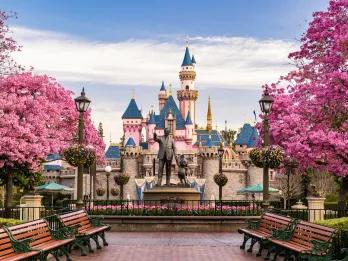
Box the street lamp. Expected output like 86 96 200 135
259 88 274 208
74 88 91 209
105 165 112 200
218 142 224 175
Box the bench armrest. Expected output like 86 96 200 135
309 239 331 255
4 226 34 253
271 228 293 241
247 220 260 229
49 226 76 240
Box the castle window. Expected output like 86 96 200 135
186 85 189 90
186 67 188 69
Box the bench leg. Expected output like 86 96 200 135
247 238 257 253
92 234 102 249
99 231 108 246
257 241 264 256
265 244 276 260
240 234 250 250
75 237 88 256
59 245 73 261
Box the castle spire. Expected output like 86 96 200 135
207 96 212 132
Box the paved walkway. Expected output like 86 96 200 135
65 232 266 261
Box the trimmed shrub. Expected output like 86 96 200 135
0 218 22 227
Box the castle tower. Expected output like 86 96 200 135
207 96 213 132
121 143 142 199
122 98 143 146
199 139 220 200
158 81 167 111
177 46 198 127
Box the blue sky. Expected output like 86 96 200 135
1 0 329 143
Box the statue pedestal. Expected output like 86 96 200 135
20 194 43 222
143 186 200 204
306 197 325 222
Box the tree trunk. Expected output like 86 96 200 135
4 172 13 218
338 176 348 217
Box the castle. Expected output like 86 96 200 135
43 46 267 201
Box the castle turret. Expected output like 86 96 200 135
158 81 167 111
147 111 156 143
177 46 198 127
207 96 213 132
185 110 193 143
121 144 142 199
199 141 220 200
122 98 143 146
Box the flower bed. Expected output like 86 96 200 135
86 202 263 216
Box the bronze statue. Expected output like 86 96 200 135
177 155 189 185
154 128 177 186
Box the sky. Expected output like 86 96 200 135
1 0 329 144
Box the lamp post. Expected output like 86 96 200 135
105 165 112 200
218 142 224 175
259 88 274 208
74 88 91 209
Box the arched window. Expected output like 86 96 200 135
186 85 189 90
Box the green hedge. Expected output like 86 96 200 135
315 217 348 259
0 218 22 227
315 217 348 230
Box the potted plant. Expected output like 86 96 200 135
63 144 96 167
111 187 120 197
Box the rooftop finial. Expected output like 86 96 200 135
169 83 172 96
131 88 135 99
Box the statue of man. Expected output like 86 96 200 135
154 128 177 186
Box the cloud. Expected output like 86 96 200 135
12 26 297 90
11 26 298 143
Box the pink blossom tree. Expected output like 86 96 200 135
0 72 105 216
0 11 23 75
261 0 348 208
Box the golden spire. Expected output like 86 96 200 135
169 83 172 96
207 96 212 132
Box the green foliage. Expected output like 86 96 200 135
0 218 21 227
96 187 106 196
221 129 237 146
315 217 348 230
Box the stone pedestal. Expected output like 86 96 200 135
306 197 325 222
143 186 200 204
20 194 43 222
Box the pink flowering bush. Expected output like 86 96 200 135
86 201 263 216
257 0 348 204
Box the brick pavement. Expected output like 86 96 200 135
61 232 270 261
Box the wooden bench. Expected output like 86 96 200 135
0 227 40 261
4 219 74 261
57 210 110 256
268 219 337 260
238 212 295 256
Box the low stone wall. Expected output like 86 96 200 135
98 216 260 232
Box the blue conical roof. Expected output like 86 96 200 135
181 47 193 66
125 137 136 147
160 81 166 91
185 111 193 125
149 111 156 124
235 123 259 148
191 55 196 64
122 98 143 119
157 95 185 129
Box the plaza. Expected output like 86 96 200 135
57 232 258 261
